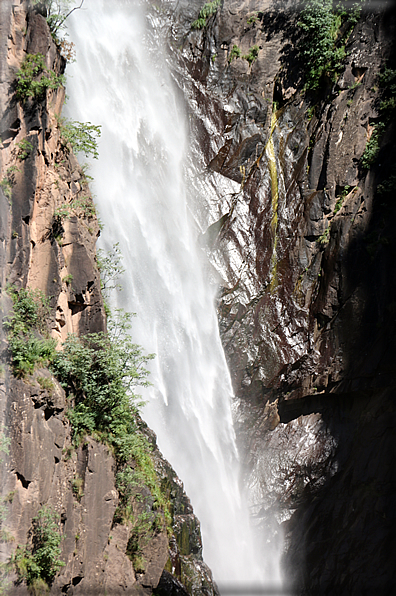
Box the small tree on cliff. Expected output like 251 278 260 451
32 1 85 36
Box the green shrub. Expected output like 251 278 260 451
51 310 154 456
317 225 330 246
16 54 65 101
242 45 260 66
57 117 101 159
5 287 56 378
228 44 241 63
0 432 10 463
0 178 12 201
97 242 125 298
297 0 359 90
191 0 221 29
32 1 85 38
13 506 64 590
360 123 385 170
37 376 54 392
16 138 34 160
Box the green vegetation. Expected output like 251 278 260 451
0 178 12 201
297 0 363 91
243 45 260 66
228 44 260 66
5 287 56 378
377 168 396 196
52 310 154 456
360 67 396 170
57 117 101 159
360 123 385 170
228 44 241 63
247 12 259 25
317 225 330 246
0 432 10 463
191 0 221 30
97 242 126 303
16 54 65 101
16 139 34 160
61 273 73 286
13 506 64 592
37 376 54 392
54 195 97 224
71 476 84 501
0 166 20 201
32 1 85 38
334 184 351 214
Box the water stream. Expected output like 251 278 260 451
65 0 282 589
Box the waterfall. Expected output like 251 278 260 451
65 0 282 589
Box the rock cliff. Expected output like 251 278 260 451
0 2 217 595
160 0 395 593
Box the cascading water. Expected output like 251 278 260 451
65 0 282 590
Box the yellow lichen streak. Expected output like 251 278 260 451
266 110 279 291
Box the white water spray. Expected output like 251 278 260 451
65 0 282 589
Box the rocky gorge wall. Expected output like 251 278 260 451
158 0 395 593
1 0 395 594
0 2 218 595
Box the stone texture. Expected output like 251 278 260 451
0 4 216 595
159 0 396 592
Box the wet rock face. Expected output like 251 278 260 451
1 4 217 596
162 0 396 591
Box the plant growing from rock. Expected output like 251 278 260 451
191 0 221 30
297 0 362 91
13 506 64 592
32 1 85 38
242 45 260 66
228 44 241 63
57 117 101 159
5 287 56 378
16 138 34 160
15 53 65 101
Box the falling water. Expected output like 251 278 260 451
65 0 282 589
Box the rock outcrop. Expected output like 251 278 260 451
157 0 396 593
0 2 218 595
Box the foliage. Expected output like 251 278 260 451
13 506 64 590
16 138 34 160
16 54 65 101
97 243 126 298
71 476 84 501
54 195 97 223
297 0 362 90
334 184 351 214
51 309 154 457
191 0 221 29
247 12 259 25
242 45 260 66
57 117 101 159
0 432 10 462
62 274 73 286
317 225 330 246
5 287 56 378
37 376 54 392
32 1 85 37
228 45 241 63
360 66 396 170
378 67 396 117
0 178 12 201
360 122 385 170
377 169 396 196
